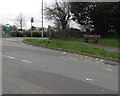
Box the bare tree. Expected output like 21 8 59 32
44 0 71 30
16 13 25 32
11 25 18 32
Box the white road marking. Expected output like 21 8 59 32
85 56 88 58
85 78 93 81
62 52 67 55
22 60 32 63
108 65 112 67
3 55 32 63
106 68 113 72
6 56 15 59
95 58 99 61
100 60 104 62
96 61 100 63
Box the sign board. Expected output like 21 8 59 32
4 24 11 35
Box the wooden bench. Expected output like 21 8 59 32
83 34 101 43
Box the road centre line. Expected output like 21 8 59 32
106 68 113 72
22 60 32 63
3 55 32 63
6 55 15 59
102 67 113 72
85 77 93 81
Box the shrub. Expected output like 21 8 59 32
23 32 31 37
51 29 85 38
11 32 24 37
11 31 49 37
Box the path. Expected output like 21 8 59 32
66 42 119 53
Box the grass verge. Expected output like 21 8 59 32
55 37 119 48
99 38 119 48
23 39 119 61
0 35 12 38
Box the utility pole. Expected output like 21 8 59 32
41 0 44 39
30 17 34 37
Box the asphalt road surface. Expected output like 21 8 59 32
2 38 118 94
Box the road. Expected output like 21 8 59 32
2 38 118 94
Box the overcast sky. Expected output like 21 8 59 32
0 0 56 29
2 0 117 29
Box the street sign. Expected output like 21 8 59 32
30 17 34 23
4 24 11 35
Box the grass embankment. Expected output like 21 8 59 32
23 38 119 61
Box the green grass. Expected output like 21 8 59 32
99 38 119 48
54 37 119 48
56 37 83 42
23 39 119 61
0 35 12 38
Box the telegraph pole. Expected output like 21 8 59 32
41 0 44 39
30 17 34 37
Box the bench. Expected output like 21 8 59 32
83 34 101 43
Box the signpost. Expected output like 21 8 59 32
4 24 11 35
41 0 43 39
30 17 34 37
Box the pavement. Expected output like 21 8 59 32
2 37 119 94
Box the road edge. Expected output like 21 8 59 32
22 40 120 65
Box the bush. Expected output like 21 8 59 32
43 31 49 37
11 32 24 37
33 32 41 37
51 29 85 38
11 31 49 37
23 32 31 37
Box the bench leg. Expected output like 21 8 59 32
94 40 98 43
84 39 88 42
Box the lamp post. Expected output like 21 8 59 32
30 17 34 37
41 0 43 39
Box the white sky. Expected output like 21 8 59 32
0 0 55 29
0 0 119 29
0 0 81 30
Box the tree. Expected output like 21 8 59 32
90 2 119 36
109 2 120 37
70 2 120 36
11 25 18 32
44 0 71 30
70 2 95 32
16 13 25 32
